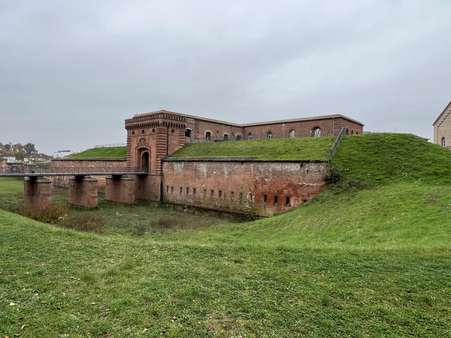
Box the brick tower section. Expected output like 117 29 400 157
125 111 187 202
68 176 98 208
24 177 53 211
105 176 136 204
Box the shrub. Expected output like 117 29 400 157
61 215 104 233
20 205 69 224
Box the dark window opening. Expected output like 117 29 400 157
185 129 192 138
210 189 214 197
236 135 242 140
266 131 273 139
219 190 222 198
193 188 197 196
223 134 229 141
264 194 268 203
441 137 446 147
171 186 174 194
180 187 183 195
247 132 253 140
311 127 322 137
166 185 169 193
186 187 189 195
285 196 290 206
205 131 212 141
141 129 145 134
274 195 279 205
231 191 235 201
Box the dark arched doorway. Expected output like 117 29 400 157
140 151 150 173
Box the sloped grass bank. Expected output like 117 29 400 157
1 210 450 337
163 182 451 249
172 137 334 161
67 146 127 160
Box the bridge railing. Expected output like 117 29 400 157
0 166 146 175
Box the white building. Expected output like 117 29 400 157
433 101 451 149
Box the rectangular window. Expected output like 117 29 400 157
186 187 189 195
166 185 169 193
171 186 174 194
264 194 268 203
219 190 222 198
180 187 183 195
285 196 290 206
274 195 278 205
193 188 197 196
211 189 214 197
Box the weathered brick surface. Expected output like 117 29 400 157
24 177 53 211
162 160 328 216
68 176 98 208
105 176 136 204
50 159 127 190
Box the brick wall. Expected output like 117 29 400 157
162 159 329 216
49 159 127 189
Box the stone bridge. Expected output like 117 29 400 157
0 168 147 211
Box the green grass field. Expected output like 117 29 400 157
67 146 127 160
1 133 451 337
172 137 334 161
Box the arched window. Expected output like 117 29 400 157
236 134 242 141
442 137 446 147
311 127 322 137
185 128 192 138
288 129 295 138
266 131 273 139
223 133 229 141
247 132 253 140
205 131 212 141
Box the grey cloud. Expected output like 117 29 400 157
1 0 450 153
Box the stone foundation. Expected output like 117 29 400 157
24 177 53 211
105 176 136 204
69 176 98 208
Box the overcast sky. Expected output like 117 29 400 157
1 0 450 154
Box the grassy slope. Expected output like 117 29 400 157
1 133 451 336
1 210 450 337
172 137 334 161
162 134 451 249
67 146 127 160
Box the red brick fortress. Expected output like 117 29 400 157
124 110 363 216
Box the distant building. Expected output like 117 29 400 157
4 156 17 164
433 101 451 149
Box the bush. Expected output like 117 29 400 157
20 205 69 224
61 215 104 233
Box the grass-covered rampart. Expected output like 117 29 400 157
172 137 334 161
66 146 127 160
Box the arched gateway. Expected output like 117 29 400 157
125 110 188 201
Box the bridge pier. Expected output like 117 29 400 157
24 177 53 211
105 175 136 204
69 176 98 208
